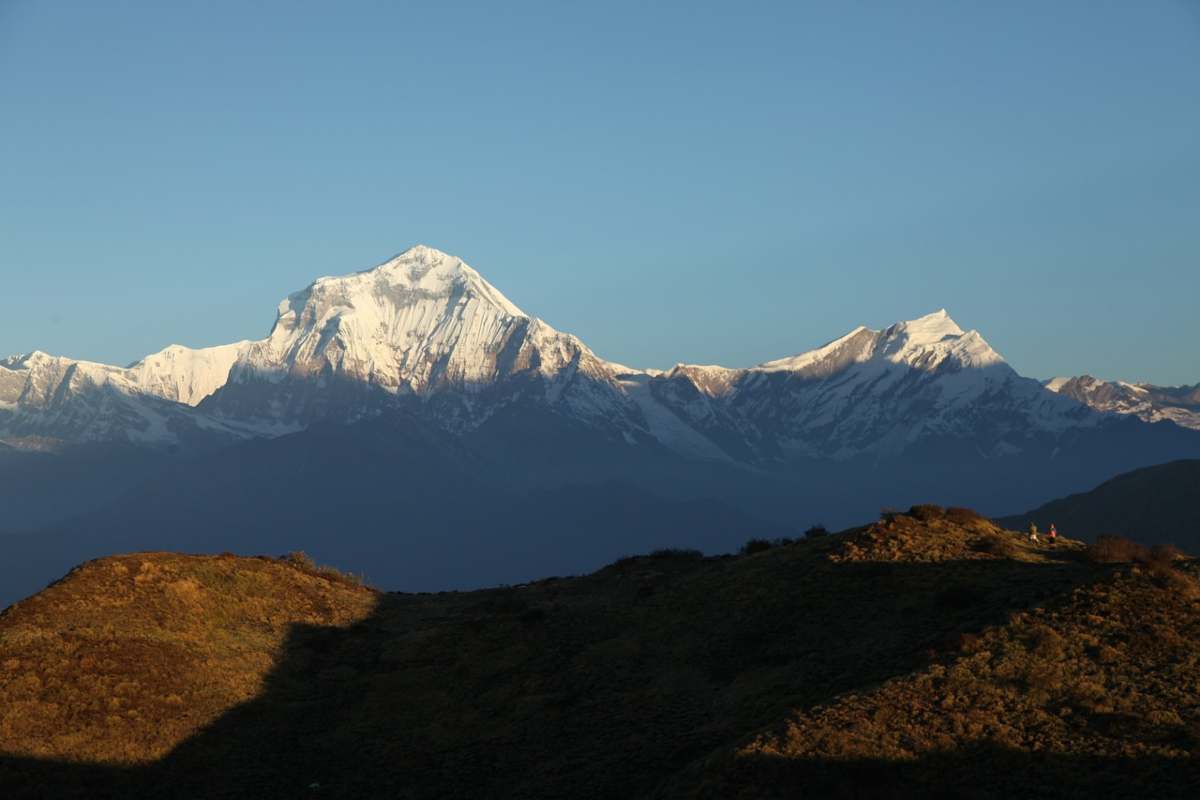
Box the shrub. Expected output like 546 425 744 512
1030 625 1065 660
648 548 703 560
283 551 364 586
741 538 773 556
1086 536 1149 564
974 533 1019 559
908 504 945 522
945 507 988 525
316 565 364 586
1150 544 1188 562
284 551 317 570
1144 562 1200 600
804 524 828 539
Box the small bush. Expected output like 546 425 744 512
908 504 945 522
1144 561 1200 600
284 551 317 570
1086 536 1149 564
945 507 987 525
804 524 828 539
1150 544 1188 562
974 533 1019 559
648 548 703 560
283 552 364 586
1029 625 1065 660
741 538 773 556
316 565 364 586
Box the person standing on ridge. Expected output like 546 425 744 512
1048 524 1057 545
1028 522 1039 543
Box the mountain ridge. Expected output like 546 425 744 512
0 245 1130 463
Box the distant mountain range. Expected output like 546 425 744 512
2 245 1198 605
1045 375 1200 431
0 245 1099 456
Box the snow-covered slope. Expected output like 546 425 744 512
126 341 252 406
1045 375 1200 431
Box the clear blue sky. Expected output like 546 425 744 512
2 1 1198 384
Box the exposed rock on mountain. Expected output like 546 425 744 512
1046 374 1200 431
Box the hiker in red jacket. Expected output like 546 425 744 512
1048 524 1058 545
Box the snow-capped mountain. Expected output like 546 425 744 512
0 246 642 447
1045 375 1200 431
612 309 1095 463
0 245 1184 464
200 245 640 433
192 245 648 438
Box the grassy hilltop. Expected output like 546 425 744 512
1 507 1197 798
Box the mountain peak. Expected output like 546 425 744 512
230 247 596 404
370 243 462 279
889 309 964 343
310 245 527 319
876 309 1005 369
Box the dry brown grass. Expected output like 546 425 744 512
0 552 376 764
710 560 1200 798
1086 535 1151 563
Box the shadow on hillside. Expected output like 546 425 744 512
705 746 1200 800
2 552 1182 799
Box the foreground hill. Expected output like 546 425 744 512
1000 459 1200 552
1 508 1198 798
0 553 376 765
